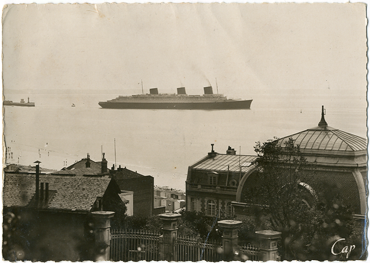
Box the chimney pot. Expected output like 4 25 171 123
226 146 236 155
208 144 217 158
86 153 91 168
101 152 108 174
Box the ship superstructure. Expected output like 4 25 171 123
99 86 252 110
3 98 35 107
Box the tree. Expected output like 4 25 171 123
177 211 221 240
243 138 356 260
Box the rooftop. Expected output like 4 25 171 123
276 106 367 167
192 153 257 173
52 153 109 176
277 127 367 153
112 166 146 179
4 164 57 174
277 106 367 154
3 173 112 212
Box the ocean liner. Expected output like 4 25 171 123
98 86 252 110
3 98 35 107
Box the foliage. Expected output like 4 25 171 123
119 211 222 241
118 215 164 232
177 211 221 240
103 195 128 228
242 137 360 260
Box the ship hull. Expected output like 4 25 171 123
3 102 35 107
98 100 252 110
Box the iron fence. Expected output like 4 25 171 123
110 229 259 262
175 235 223 262
239 242 260 261
110 228 160 261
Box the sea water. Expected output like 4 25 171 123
3 92 367 190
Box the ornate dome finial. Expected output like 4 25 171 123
318 105 328 128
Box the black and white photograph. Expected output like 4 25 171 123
2 2 368 261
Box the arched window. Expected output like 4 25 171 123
207 200 216 216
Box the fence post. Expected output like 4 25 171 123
255 230 281 261
218 219 242 261
158 213 182 261
91 211 115 261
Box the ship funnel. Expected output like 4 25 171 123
177 87 186 95
150 88 158 95
204 86 213 95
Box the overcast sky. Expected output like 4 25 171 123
3 3 366 102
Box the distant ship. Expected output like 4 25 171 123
98 86 252 110
3 98 35 107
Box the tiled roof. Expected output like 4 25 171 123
192 154 257 173
113 167 145 179
277 125 367 153
53 167 102 176
4 164 57 174
3 173 111 212
52 157 108 176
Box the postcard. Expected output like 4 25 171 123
2 2 367 261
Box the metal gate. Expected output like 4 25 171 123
175 235 223 262
110 229 160 261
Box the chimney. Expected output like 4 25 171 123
101 153 108 174
86 153 91 168
226 146 236 155
34 161 41 203
150 88 159 95
204 86 213 95
208 144 217 158
45 183 49 201
40 183 44 200
177 87 186 95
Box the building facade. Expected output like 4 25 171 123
154 186 186 213
54 153 155 218
186 145 257 218
186 108 367 222
111 165 154 217
3 164 124 261
234 107 367 219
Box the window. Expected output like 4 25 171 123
209 175 217 185
207 200 216 216
190 197 195 211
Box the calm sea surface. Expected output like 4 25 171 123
4 93 367 190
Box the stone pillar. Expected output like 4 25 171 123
91 211 115 261
159 213 181 261
218 219 242 261
255 230 281 261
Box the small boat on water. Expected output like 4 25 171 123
99 86 252 110
3 98 35 107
